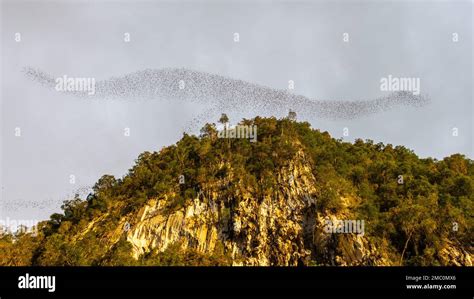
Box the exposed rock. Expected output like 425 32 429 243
120 151 393 266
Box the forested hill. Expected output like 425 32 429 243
1 116 472 266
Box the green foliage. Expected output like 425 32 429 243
139 241 232 266
218 113 229 125
101 237 138 266
1 116 472 266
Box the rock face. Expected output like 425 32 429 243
75 143 472 267
64 134 473 267
438 241 473 266
4 118 472 267
120 151 395 266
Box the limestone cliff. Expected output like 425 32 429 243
90 148 469 266
9 117 471 267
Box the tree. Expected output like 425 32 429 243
288 110 297 121
219 113 229 127
93 175 116 194
61 195 85 222
390 195 437 265
199 123 217 140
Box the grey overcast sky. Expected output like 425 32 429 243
1 0 472 225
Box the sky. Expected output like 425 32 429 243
0 0 472 226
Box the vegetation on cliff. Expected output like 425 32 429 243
0 116 472 266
